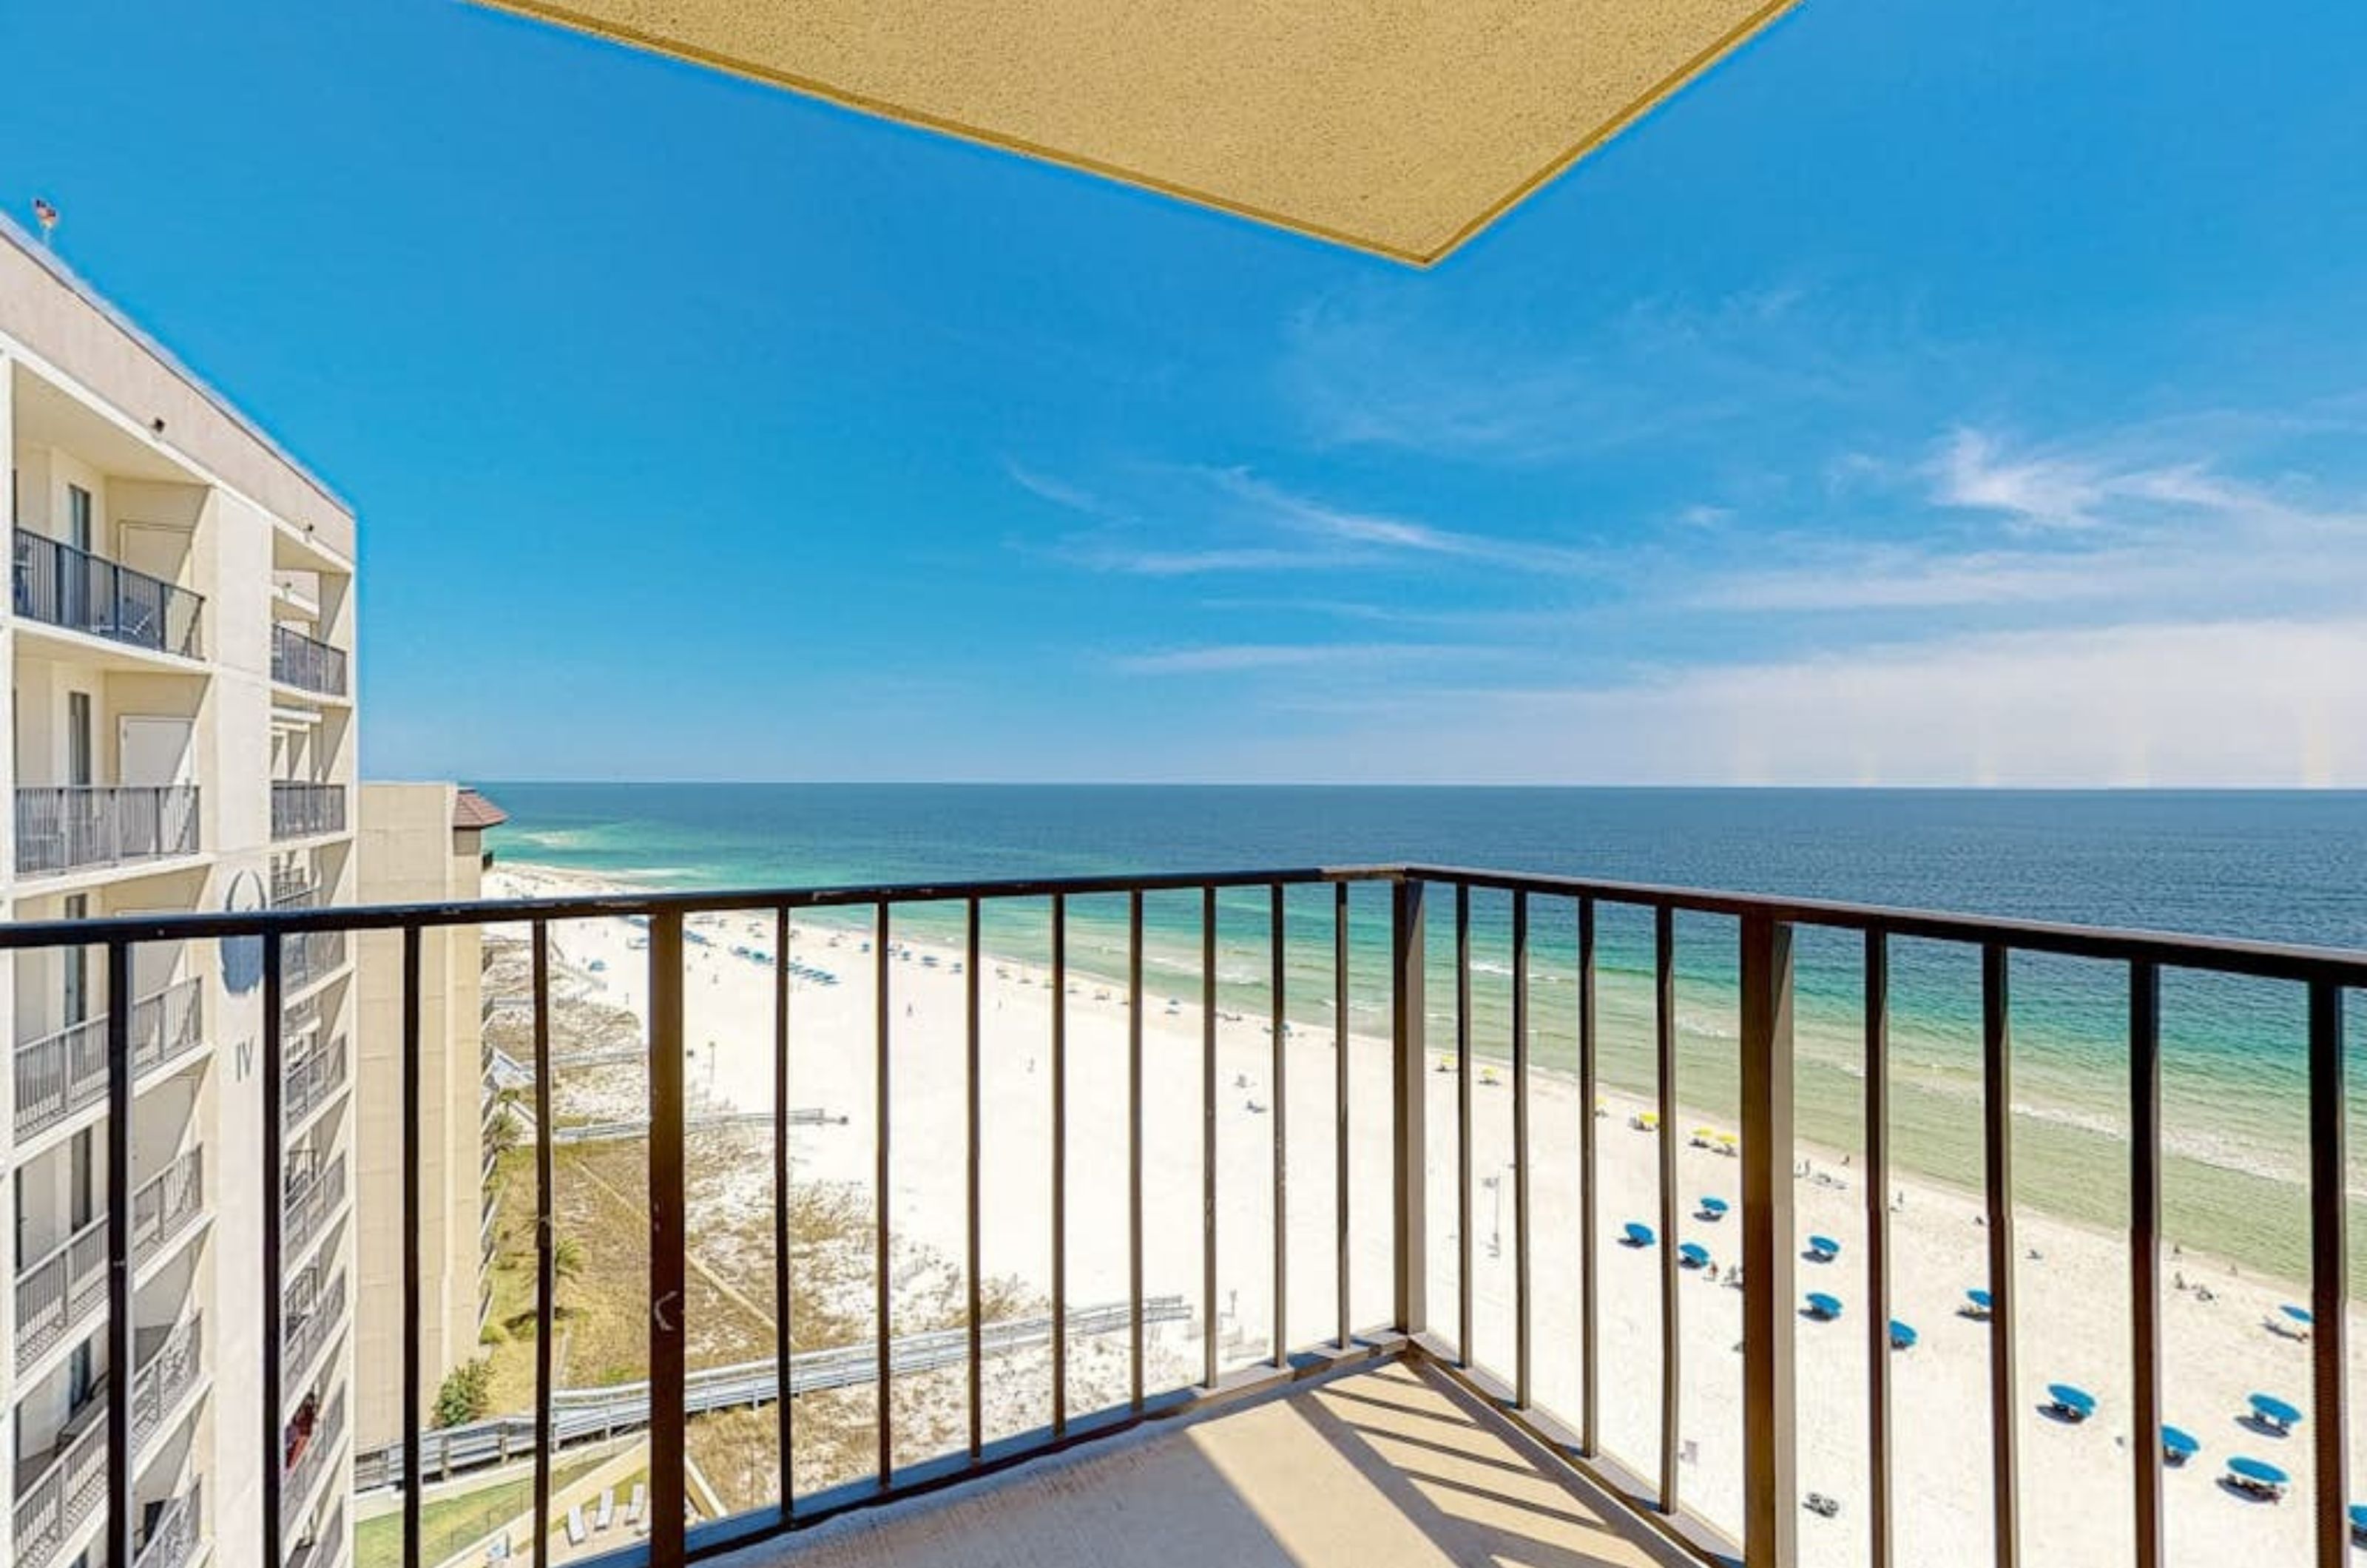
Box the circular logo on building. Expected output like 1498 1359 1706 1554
220 869 266 995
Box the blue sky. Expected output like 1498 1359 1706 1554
5 1 2365 785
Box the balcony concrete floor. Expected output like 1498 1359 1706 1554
723 1359 1686 1568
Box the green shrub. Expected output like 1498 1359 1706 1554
433 1358 494 1427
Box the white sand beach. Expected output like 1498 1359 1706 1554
491 862 2363 1568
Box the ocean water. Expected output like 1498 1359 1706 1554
482 784 2367 1285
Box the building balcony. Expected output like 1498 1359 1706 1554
284 1498 344 1568
271 782 347 841
281 1388 346 1539
14 976 204 1140
12 1412 107 1568
283 1264 348 1395
132 1146 207 1264
130 1312 206 1451
286 1033 349 1133
284 1149 348 1270
14 1212 106 1372
13 527 204 660
13 865 2365 1568
132 1477 203 1568
16 784 200 878
271 622 348 697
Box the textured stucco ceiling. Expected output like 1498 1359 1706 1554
476 0 1798 265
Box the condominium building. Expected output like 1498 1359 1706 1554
353 783 504 1455
1 214 358 1568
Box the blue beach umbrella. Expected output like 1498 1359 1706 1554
2248 1393 2303 1431
1624 1222 1656 1248
1678 1242 1712 1269
2226 1456 2289 1493
2047 1383 2098 1421
1698 1196 1729 1220
2348 1502 2367 1535
2280 1304 2313 1325
1806 1234 1840 1260
1805 1291 1843 1320
2162 1426 2200 1462
1965 1288 1993 1317
1888 1320 1917 1351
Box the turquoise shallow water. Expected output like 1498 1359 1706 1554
481 784 2367 1287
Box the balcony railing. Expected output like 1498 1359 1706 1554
1 869 2360 1568
131 1146 206 1260
15 1213 107 1371
271 782 345 841
285 1035 349 1131
284 1149 348 1266
283 1265 347 1390
13 528 203 659
281 1389 346 1537
271 623 348 697
130 1313 204 1446
132 1479 201 1568
16 785 200 876
12 1414 107 1568
284 1498 343 1568
14 976 204 1139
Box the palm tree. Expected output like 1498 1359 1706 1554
550 1234 585 1315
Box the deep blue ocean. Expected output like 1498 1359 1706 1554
481 785 2367 1283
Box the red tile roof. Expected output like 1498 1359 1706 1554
453 788 507 831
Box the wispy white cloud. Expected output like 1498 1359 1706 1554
1242 619 2367 787
1112 641 1486 675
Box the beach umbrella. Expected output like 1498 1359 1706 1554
1678 1242 1712 1269
2247 1393 2303 1431
2279 1303 2313 1326
2047 1383 2098 1421
1624 1222 1656 1248
2226 1456 2289 1491
2162 1425 2200 1461
1888 1320 1917 1351
1965 1288 1993 1316
1806 1234 1840 1261
1698 1196 1729 1220
2348 1502 2367 1535
1804 1291 1843 1320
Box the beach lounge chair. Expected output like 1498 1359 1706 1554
595 1488 615 1530
2162 1425 2200 1465
2273 1303 2314 1339
2246 1392 2303 1435
2046 1383 2097 1422
1623 1222 1656 1248
627 1484 646 1527
2226 1456 2289 1500
566 1506 588 1547
1803 1492 1841 1518
1804 1291 1843 1321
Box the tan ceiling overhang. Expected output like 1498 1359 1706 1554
476 0 1798 265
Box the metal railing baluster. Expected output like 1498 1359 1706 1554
1456 882 1473 1364
1130 891 1146 1411
1203 886 1220 1389
874 902 893 1486
1982 944 2019 1568
533 922 557 1556
1740 913 1797 1568
401 925 422 1568
966 897 985 1458
1051 894 1067 1437
2308 979 2349 1568
106 940 135 1568
1867 932 1895 1568
648 911 687 1561
1337 881 1352 1352
1512 890 1532 1408
1578 896 1600 1453
1392 879 1427 1342
1656 907 1680 1512
1272 883 1289 1367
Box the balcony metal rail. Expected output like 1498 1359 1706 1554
281 1389 345 1538
284 1149 348 1266
132 1479 202 1568
0 871 2358 1568
131 1146 206 1261
271 782 345 841
13 1413 107 1568
14 976 203 1139
285 1035 348 1131
13 527 203 659
283 1264 347 1390
131 1312 204 1447
284 1498 343 1568
16 1214 107 1371
271 623 348 697
16 784 200 876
